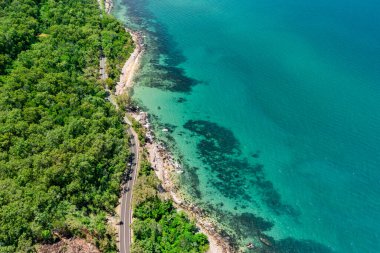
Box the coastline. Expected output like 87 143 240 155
107 1 234 252
112 33 233 253
74 0 380 252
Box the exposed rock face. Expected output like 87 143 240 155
38 238 100 253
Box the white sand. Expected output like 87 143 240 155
115 31 144 96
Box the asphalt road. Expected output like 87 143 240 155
119 126 139 253
99 56 138 253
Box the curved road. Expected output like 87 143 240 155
119 126 139 253
100 56 138 253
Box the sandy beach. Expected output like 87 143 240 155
115 30 144 96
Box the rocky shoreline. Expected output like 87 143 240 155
130 111 234 253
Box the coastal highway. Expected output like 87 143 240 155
100 55 139 253
119 126 139 253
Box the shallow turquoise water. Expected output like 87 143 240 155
113 0 380 252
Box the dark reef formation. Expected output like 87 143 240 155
183 119 297 216
182 119 334 253
119 0 201 93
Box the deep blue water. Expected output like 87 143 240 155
113 0 380 252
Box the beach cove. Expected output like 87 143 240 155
112 0 380 252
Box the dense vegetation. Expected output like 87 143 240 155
101 15 134 88
0 0 39 74
131 152 209 253
0 0 133 251
131 118 146 145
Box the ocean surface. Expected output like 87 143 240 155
112 0 380 252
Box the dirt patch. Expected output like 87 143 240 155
37 238 100 253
